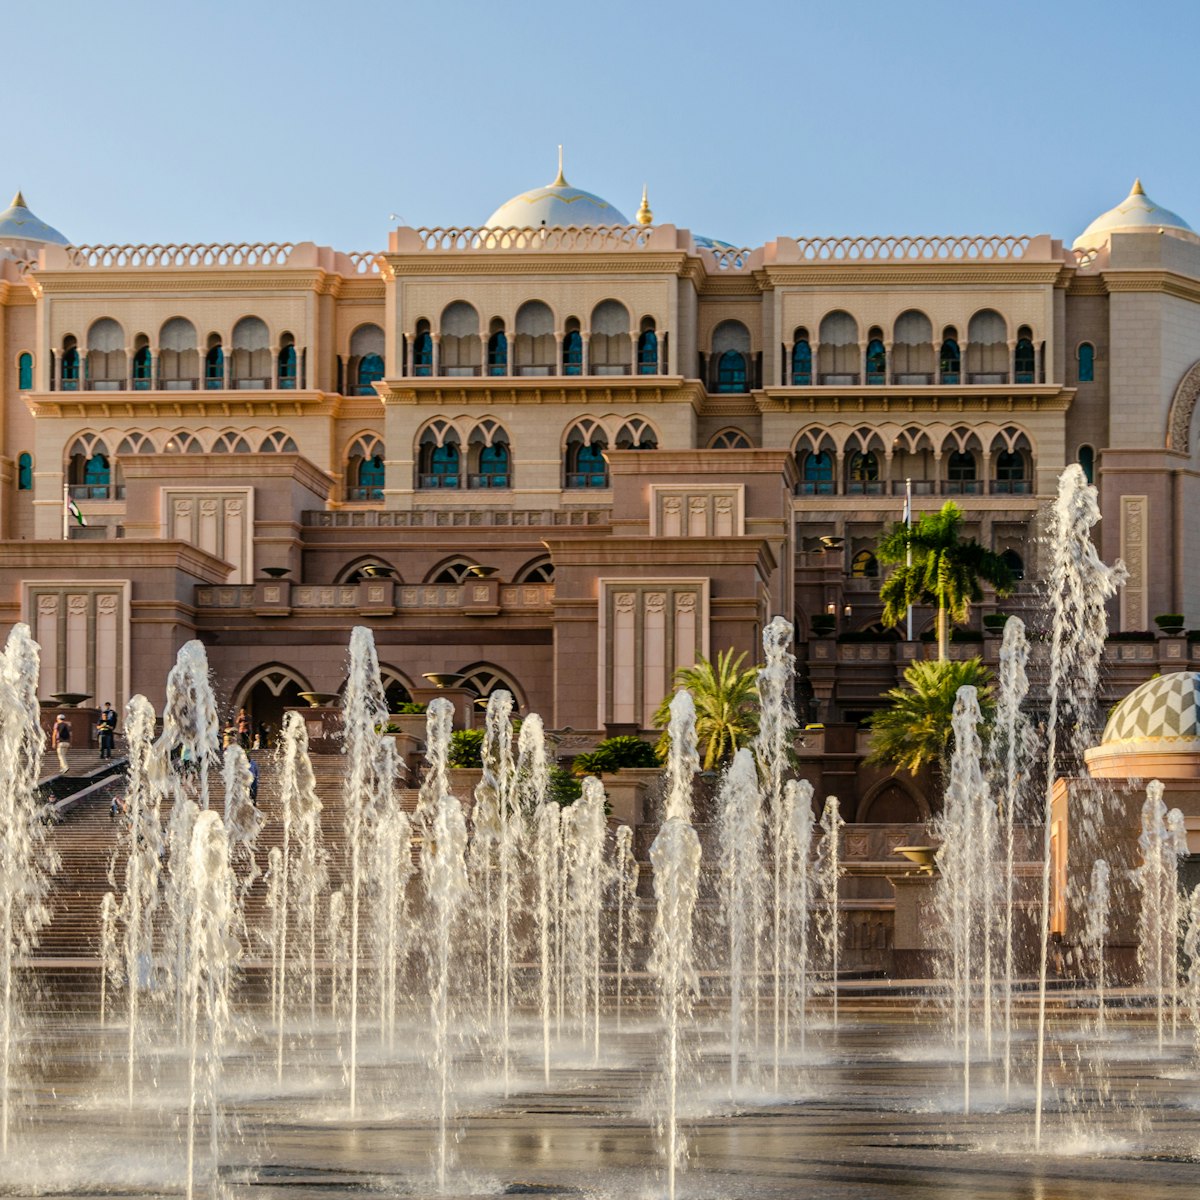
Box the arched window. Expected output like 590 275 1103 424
231 316 271 387
947 450 977 493
851 550 879 578
1014 327 1035 383
1000 548 1024 580
637 327 658 374
84 453 110 490
411 322 433 376
939 335 961 384
425 443 459 488
17 452 31 491
159 318 198 389
87 318 125 389
1078 342 1095 383
847 450 879 493
967 310 1008 382
487 329 508 376
565 424 609 489
1078 444 1095 484
345 436 384 500
865 334 886 385
132 342 152 389
17 353 32 391
475 443 510 488
563 328 582 375
799 450 834 495
516 557 555 583
716 350 746 392
994 450 1027 494
439 303 481 377
712 320 751 392
61 337 80 391
429 559 475 584
348 323 387 392
818 310 858 382
513 301 554 376
791 335 812 385
892 310 934 383
278 336 297 389
204 342 224 389
590 300 631 374
709 429 751 449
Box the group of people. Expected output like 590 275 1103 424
50 702 118 775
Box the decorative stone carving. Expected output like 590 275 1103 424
1167 359 1200 452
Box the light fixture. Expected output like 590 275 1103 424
819 535 844 551
825 602 837 616
466 564 499 578
843 604 853 617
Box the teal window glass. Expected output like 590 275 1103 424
357 353 384 393
791 340 812 384
637 330 658 374
1078 342 1094 383
17 353 32 390
563 330 582 375
716 350 746 392
17 453 31 490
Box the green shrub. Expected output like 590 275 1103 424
448 728 485 767
392 701 428 715
572 734 661 777
548 766 583 807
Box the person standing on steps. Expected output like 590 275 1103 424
97 701 118 761
51 713 71 775
236 707 251 750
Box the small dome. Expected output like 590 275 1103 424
485 155 628 228
1101 672 1200 747
0 191 68 247
1073 179 1196 249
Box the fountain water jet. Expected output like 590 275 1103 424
649 690 701 1200
781 778 815 1053
815 796 844 1030
613 822 640 1031
1085 860 1111 1039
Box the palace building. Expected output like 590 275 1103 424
2 168 1198 819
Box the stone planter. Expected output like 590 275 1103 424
599 767 662 827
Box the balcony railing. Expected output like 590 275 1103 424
797 478 1035 498
943 480 984 496
796 480 835 496
565 473 609 489
846 480 886 495
467 474 510 489
819 373 860 385
991 479 1032 495
968 372 1008 384
68 484 125 501
85 378 127 391
418 474 460 490
346 486 383 502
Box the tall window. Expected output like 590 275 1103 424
995 450 1027 493
1014 335 1035 383
1001 548 1024 580
205 344 224 389
17 452 31 490
1078 444 1095 484
947 450 977 493
84 453 110 490
357 453 385 500
475 443 510 488
487 330 507 376
278 341 297 388
847 450 879 493
132 345 152 389
17 353 32 390
563 329 582 375
565 425 609 488
939 338 961 384
412 325 433 376
716 350 746 393
851 550 879 578
1078 342 1095 383
800 450 834 495
425 443 459 488
357 353 384 393
637 328 658 374
791 339 812 385
865 337 886 384
61 340 80 390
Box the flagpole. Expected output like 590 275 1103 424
905 477 913 641
62 484 68 541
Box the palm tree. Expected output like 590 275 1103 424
865 657 994 779
877 500 1014 661
652 648 760 770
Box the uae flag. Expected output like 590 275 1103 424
67 498 86 527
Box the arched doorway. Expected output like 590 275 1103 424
859 778 927 823
232 664 311 748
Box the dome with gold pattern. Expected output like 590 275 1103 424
0 191 69 249
1073 179 1196 250
485 153 629 228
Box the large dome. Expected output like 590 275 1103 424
1087 671 1200 779
485 159 629 228
0 191 68 248
1073 179 1196 250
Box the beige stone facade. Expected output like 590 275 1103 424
2 176 1199 818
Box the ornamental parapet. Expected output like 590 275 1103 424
194 581 554 612
305 507 609 528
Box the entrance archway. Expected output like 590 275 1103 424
232 664 312 748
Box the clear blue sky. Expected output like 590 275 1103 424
9 0 1197 250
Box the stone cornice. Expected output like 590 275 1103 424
2 539 232 581
120 451 334 494
33 269 341 296
378 375 706 409
1101 269 1200 304
383 250 705 284
755 384 1075 414
543 534 779 574
0 280 35 306
25 388 335 420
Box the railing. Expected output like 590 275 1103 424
68 484 124 501
790 234 1032 261
306 508 609 528
795 481 836 496
194 582 555 611
892 372 933 385
820 373 860 385
345 251 382 275
85 378 126 391
63 242 295 268
346 486 383 502
990 479 1032 495
413 225 656 252
467 474 510 489
969 372 1009 384
565 473 609 490
797 478 1035 498
846 481 886 495
418 474 460 490
943 480 984 496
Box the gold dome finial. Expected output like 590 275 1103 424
636 183 653 226
1132 177 1145 196
11 190 26 209
552 145 567 188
